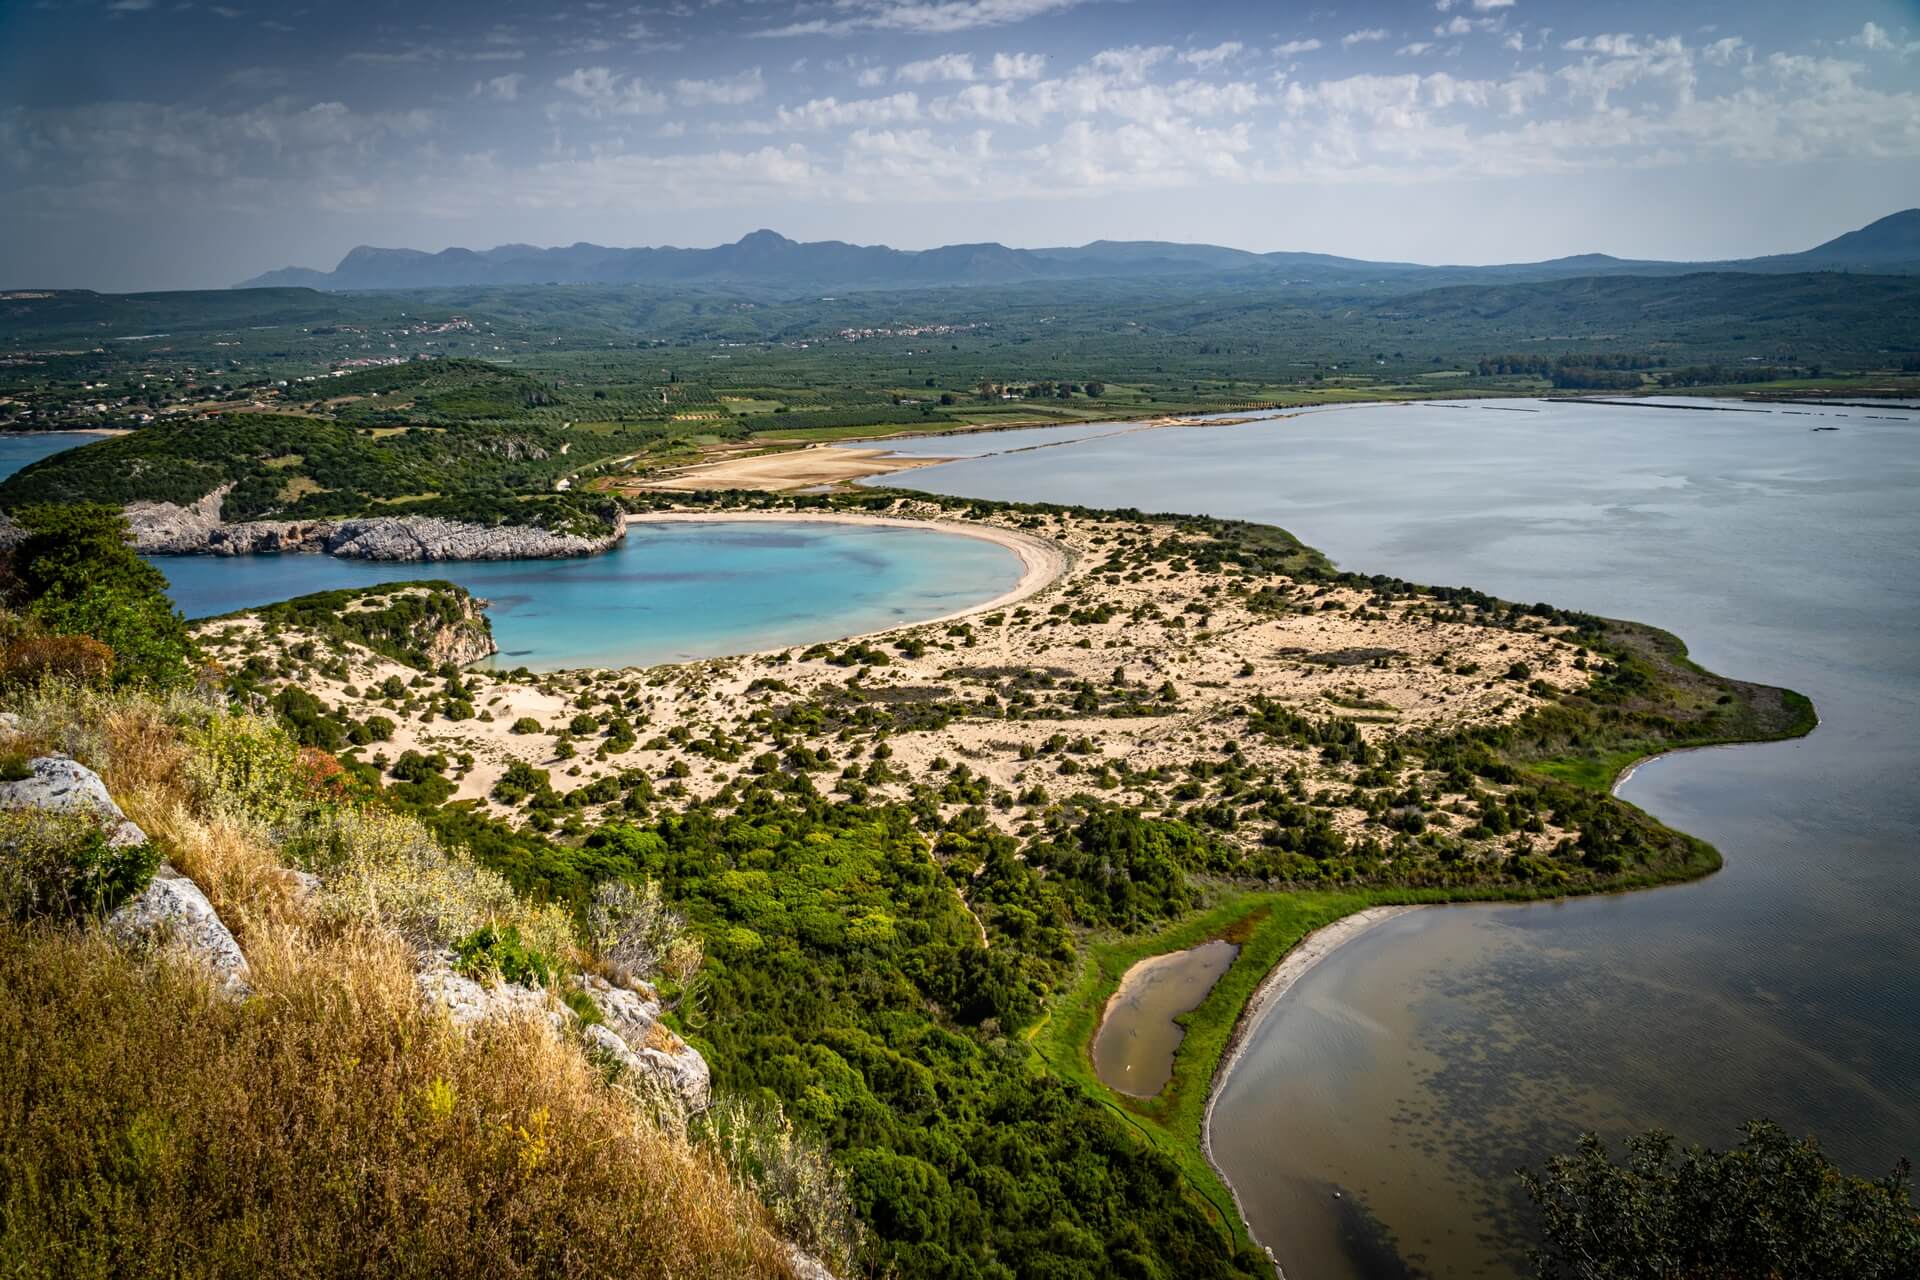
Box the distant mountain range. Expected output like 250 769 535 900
236 210 1920 293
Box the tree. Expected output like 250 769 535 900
1523 1120 1919 1279
4 503 192 688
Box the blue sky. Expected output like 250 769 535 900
3 0 1919 288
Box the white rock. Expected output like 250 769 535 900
0 755 146 848
416 951 568 1031
574 972 711 1111
785 1245 840 1280
109 869 253 998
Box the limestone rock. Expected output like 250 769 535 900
785 1245 840 1280
109 868 253 997
125 488 626 562
417 951 568 1031
573 973 711 1111
0 755 146 848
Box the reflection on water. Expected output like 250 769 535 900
1092 939 1238 1098
894 398 1920 1278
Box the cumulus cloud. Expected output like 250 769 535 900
1273 39 1322 57
896 53 977 82
553 66 667 116
1180 42 1243 69
474 73 525 102
775 92 922 131
675 68 765 106
1342 29 1389 48
755 0 1087 38
1854 22 1920 57
990 52 1046 79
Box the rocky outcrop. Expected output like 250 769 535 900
415 960 710 1112
576 973 712 1111
416 593 498 668
125 486 626 561
110 870 253 998
0 755 147 849
0 754 250 996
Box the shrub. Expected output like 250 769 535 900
0 633 114 689
701 1097 863 1277
0 808 158 920
186 711 309 828
586 878 701 985
510 717 542 735
298 805 575 962
3 503 192 688
451 923 556 988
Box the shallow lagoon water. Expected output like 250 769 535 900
156 520 1024 671
891 397 1920 1278
1092 940 1239 1099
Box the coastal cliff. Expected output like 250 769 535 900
121 487 626 561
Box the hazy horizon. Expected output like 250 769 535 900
5 0 1919 291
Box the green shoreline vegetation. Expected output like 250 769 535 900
182 485 1819 1276
0 330 1906 1276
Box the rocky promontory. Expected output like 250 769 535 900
122 487 626 561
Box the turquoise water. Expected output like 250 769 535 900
155 520 1023 670
0 432 1023 672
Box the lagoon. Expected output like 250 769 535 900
891 397 1920 1279
155 520 1025 672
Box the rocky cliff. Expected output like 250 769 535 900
123 487 626 561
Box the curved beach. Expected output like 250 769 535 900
622 509 1070 630
1201 905 1423 1272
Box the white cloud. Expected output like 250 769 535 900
1342 29 1389 48
1397 42 1435 57
675 68 765 106
1273 39 1322 57
1853 22 1920 57
1702 36 1749 67
1181 42 1244 69
774 92 922 131
896 53 977 82
475 73 525 102
553 66 667 116
990 51 1046 79
755 0 1087 38
1090 46 1170 80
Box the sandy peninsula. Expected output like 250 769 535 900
192 497 1590 855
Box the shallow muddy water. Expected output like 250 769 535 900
1092 939 1240 1098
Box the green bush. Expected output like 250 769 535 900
0 809 158 920
451 923 556 989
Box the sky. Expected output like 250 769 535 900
3 0 1919 290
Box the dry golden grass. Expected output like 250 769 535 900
0 682 811 1279
0 924 796 1279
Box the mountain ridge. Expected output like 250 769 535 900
223 208 1914 293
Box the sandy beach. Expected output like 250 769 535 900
627 444 959 492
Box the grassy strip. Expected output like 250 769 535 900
1032 867 1732 1255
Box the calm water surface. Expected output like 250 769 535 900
890 398 1920 1278
1092 940 1240 1098
156 521 1023 671
0 432 104 480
